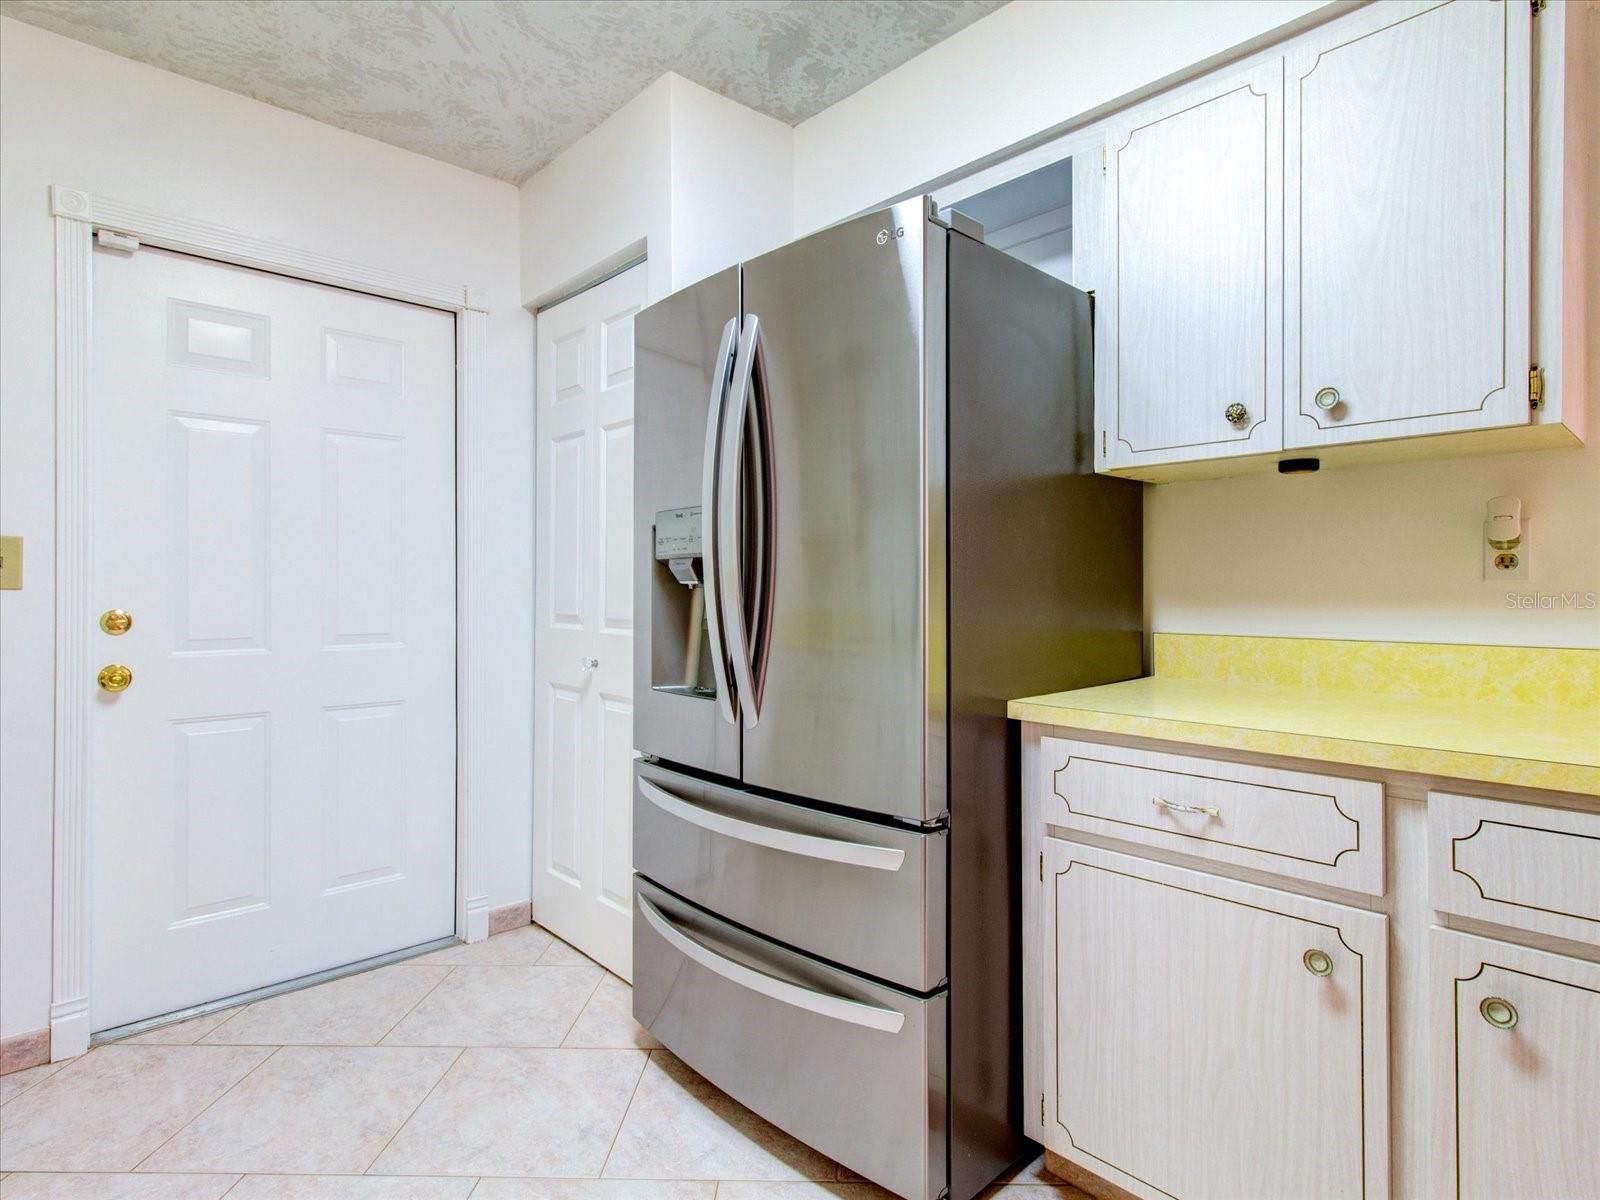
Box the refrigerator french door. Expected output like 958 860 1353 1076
632 198 1144 1200
635 210 942 822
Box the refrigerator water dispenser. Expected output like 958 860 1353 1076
651 506 716 697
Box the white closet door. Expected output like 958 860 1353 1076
1285 0 1532 447
1096 59 1284 472
90 245 457 1031
533 264 645 978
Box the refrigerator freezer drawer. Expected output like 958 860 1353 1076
634 760 947 991
633 878 948 1200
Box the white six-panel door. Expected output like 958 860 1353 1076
533 264 645 978
89 244 457 1031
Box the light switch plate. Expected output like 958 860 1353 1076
0 535 21 590
1483 519 1530 581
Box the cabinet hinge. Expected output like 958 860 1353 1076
1039 851 1044 882
1101 145 1108 175
1101 430 1107 459
1528 364 1544 409
1531 0 1545 14
1041 1093 1046 1123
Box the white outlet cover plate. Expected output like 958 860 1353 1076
1483 518 1530 581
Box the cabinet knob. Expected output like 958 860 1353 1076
1224 403 1249 428
1480 996 1518 1030
1302 948 1334 977
1314 386 1341 412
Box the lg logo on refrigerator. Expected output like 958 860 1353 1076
875 226 906 245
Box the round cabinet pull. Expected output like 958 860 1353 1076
1224 403 1249 428
100 608 133 635
1480 996 1519 1030
1314 386 1341 412
97 664 134 692
580 657 600 672
1302 948 1334 977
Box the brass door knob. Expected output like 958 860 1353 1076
100 609 133 635
1303 948 1334 977
1224 403 1249 428
97 664 133 692
1480 996 1518 1030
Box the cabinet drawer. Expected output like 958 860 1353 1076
1044 737 1384 894
1429 928 1600 1200
1430 791 1600 948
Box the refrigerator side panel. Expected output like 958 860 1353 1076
944 234 1145 1200
737 201 936 822
633 266 742 777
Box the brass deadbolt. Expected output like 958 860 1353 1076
100 609 133 635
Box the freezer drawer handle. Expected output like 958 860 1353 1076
638 895 907 1034
639 777 906 872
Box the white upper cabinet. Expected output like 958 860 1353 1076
1082 0 1586 480
1284 0 1530 448
1096 61 1283 471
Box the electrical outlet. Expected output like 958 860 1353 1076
1483 519 1530 581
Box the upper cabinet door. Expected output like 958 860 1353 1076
1097 60 1284 471
1285 0 1532 448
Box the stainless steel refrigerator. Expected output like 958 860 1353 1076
631 197 1142 1200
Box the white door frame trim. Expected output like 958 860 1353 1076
48 183 492 1060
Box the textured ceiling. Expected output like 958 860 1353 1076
0 0 1006 181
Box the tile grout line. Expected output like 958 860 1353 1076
596 1045 655 1180
359 1045 465 1176
217 1172 246 1197
374 963 458 1045
196 1000 247 1044
555 967 608 1048
128 1045 283 1174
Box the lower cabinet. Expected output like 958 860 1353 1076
1430 928 1600 1200
1038 839 1388 1200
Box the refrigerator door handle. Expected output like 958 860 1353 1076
638 776 907 871
701 316 740 726
637 894 908 1033
720 314 773 728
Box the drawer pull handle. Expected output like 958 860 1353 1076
1480 996 1519 1030
1152 796 1220 819
638 895 906 1033
639 777 905 871
1303 948 1334 977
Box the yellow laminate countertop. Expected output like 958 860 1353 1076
1008 634 1600 797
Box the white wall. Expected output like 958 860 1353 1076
519 72 792 308
666 75 794 291
792 0 1339 233
519 75 675 308
0 17 534 1041
792 0 1599 651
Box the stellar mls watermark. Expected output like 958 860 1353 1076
1504 590 1597 610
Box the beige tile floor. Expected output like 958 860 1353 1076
0 925 1090 1200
